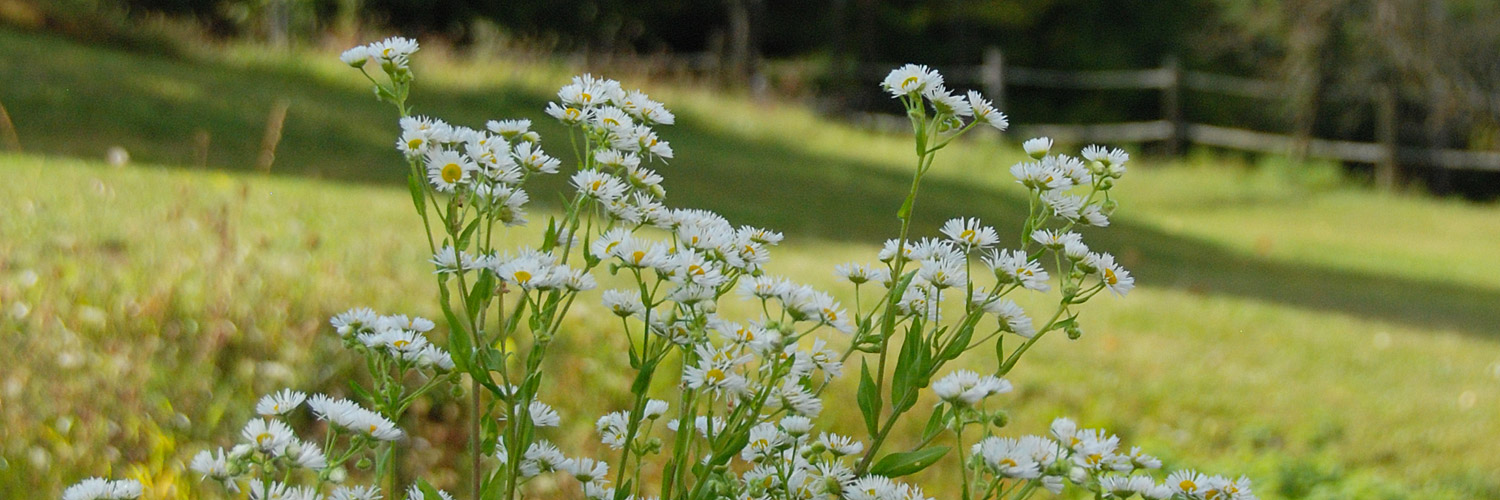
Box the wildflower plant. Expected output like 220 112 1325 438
65 40 1256 500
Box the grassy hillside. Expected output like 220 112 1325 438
3 28 1500 499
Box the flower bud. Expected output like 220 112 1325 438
1065 323 1083 340
991 410 1010 428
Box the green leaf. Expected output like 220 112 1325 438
857 360 881 436
939 314 982 362
406 169 426 213
630 360 657 396
921 406 948 442
870 446 951 478
347 380 372 402
466 272 495 315
890 323 924 409
415 479 444 500
457 217 483 248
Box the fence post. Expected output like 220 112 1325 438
1161 56 1185 155
1374 84 1399 190
256 99 290 174
982 46 1006 114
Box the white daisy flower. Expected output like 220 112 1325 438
415 344 455 371
241 418 295 454
527 400 561 428
331 307 377 336
642 399 670 420
1023 137 1053 159
924 86 973 116
424 149 477 192
292 442 328 470
561 457 610 484
329 485 382 500
596 412 629 449
307 395 403 441
982 298 1035 337
918 259 967 290
1040 191 1084 220
485 119 532 140
190 448 234 481
512 141 560 174
983 249 1051 292
591 106 634 131
63 477 143 500
570 169 628 202
1167 470 1208 497
594 148 640 171
545 102 592 125
940 217 1000 251
1030 229 1081 250
1094 253 1134 296
601 289 645 317
256 389 307 417
932 370 1012 405
1011 161 1074 191
371 37 419 64
340 46 371 68
974 437 1042 479
1079 204 1110 227
966 90 1008 131
881 64 944 97
818 433 864 456
846 475 900 500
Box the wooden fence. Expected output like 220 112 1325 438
851 47 1500 182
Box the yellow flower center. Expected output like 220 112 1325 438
1180 480 1197 492
688 265 705 276
960 229 976 241
513 270 532 284
580 92 593 103
999 458 1018 468
393 339 410 349
441 163 463 183
603 118 619 126
565 108 581 119
1104 268 1118 285
705 368 726 384
605 241 621 253
902 76 919 89
631 250 646 264
368 424 379 434
590 180 604 191
407 138 424 150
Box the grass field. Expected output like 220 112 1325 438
3 27 1500 499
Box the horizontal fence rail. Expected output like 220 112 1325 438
660 49 1499 177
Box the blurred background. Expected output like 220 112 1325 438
1 0 1497 499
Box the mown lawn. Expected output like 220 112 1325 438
2 27 1499 499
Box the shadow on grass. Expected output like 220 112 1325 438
5 28 1497 338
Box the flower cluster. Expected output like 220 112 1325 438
966 418 1254 500
186 387 413 496
61 478 142 500
62 41 1256 500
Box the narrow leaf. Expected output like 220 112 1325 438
870 446 951 478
